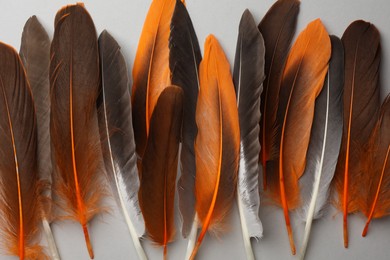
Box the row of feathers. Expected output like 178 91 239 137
0 0 388 260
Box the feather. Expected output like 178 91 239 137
297 35 344 260
97 30 146 260
50 4 105 258
190 35 240 260
19 16 60 260
360 95 390 236
333 20 381 248
0 42 44 259
258 0 300 189
233 9 265 260
138 86 183 259
269 19 330 255
169 0 202 239
132 0 176 159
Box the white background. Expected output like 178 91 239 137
1 0 390 259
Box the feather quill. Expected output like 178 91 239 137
333 20 380 248
233 9 265 260
298 36 344 260
138 86 183 259
360 95 390 236
258 0 300 189
169 0 202 239
132 0 176 159
270 19 330 254
0 42 43 259
50 4 104 258
97 30 146 260
190 35 240 260
19 16 60 260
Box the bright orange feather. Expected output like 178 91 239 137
190 35 240 259
268 19 330 254
132 0 175 158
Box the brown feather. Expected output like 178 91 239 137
190 35 240 259
0 42 44 259
50 4 105 258
132 0 176 159
138 86 183 258
360 95 390 237
333 20 381 248
268 19 330 254
258 0 300 189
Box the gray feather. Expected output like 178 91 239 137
169 0 202 238
97 31 144 237
233 9 265 238
19 16 52 200
298 36 344 221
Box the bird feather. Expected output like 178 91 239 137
50 4 105 258
298 35 344 259
333 20 381 248
169 0 202 239
0 42 44 260
138 86 183 259
190 35 240 260
97 30 147 260
233 9 265 260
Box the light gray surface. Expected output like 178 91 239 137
1 0 390 259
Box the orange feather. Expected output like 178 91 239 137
50 4 105 259
267 19 330 254
190 35 240 260
132 0 176 159
0 42 44 259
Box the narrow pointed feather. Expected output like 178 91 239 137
270 19 331 255
139 86 183 259
258 0 300 189
360 95 390 236
169 0 202 238
233 9 265 258
19 16 60 260
0 42 44 259
333 20 381 248
132 0 176 159
97 30 146 260
298 36 344 260
190 35 240 260
50 4 104 258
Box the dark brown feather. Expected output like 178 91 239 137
50 4 104 258
360 95 390 236
169 0 202 238
333 20 381 248
258 0 300 189
0 42 43 259
139 86 183 257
